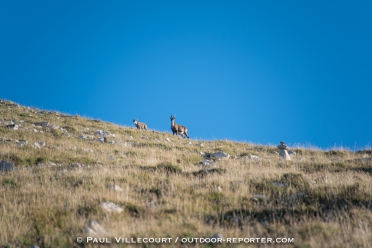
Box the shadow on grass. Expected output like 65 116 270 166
206 184 372 229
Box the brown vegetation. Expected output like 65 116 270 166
0 100 371 247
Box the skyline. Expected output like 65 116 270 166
1 1 371 150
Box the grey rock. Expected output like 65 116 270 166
252 194 270 202
94 130 104 136
238 154 261 161
49 124 60 130
210 151 230 159
123 142 134 147
83 226 98 236
4 120 15 125
100 201 123 213
102 131 112 137
33 142 45 148
88 220 110 236
248 154 261 161
273 182 288 188
0 160 15 171
15 140 28 147
288 150 296 157
202 159 215 166
210 233 223 239
38 162 58 167
106 184 124 191
35 121 49 127
7 124 19 130
70 163 81 168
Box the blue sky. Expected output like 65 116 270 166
1 1 371 150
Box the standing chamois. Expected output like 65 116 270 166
133 119 148 130
170 114 189 139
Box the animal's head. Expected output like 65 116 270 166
133 119 138 124
170 114 176 121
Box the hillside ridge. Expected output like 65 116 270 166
0 99 371 247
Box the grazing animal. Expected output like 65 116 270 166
170 114 189 139
133 119 148 130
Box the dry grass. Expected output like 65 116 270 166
0 99 371 248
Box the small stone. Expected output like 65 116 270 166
210 233 223 239
217 186 222 191
252 194 270 202
288 150 296 157
35 121 48 127
70 163 81 168
83 226 97 236
34 142 43 147
7 124 19 130
33 142 45 149
202 159 215 167
248 154 260 161
211 151 230 159
165 138 171 142
49 124 60 130
106 184 124 191
94 130 104 136
100 201 123 213
15 140 28 147
0 160 15 171
88 220 110 236
273 182 288 188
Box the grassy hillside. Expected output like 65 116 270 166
0 99 371 248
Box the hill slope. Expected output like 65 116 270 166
0 99 371 247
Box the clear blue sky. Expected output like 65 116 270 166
1 1 371 150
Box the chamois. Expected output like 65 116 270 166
133 119 148 130
170 114 189 139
